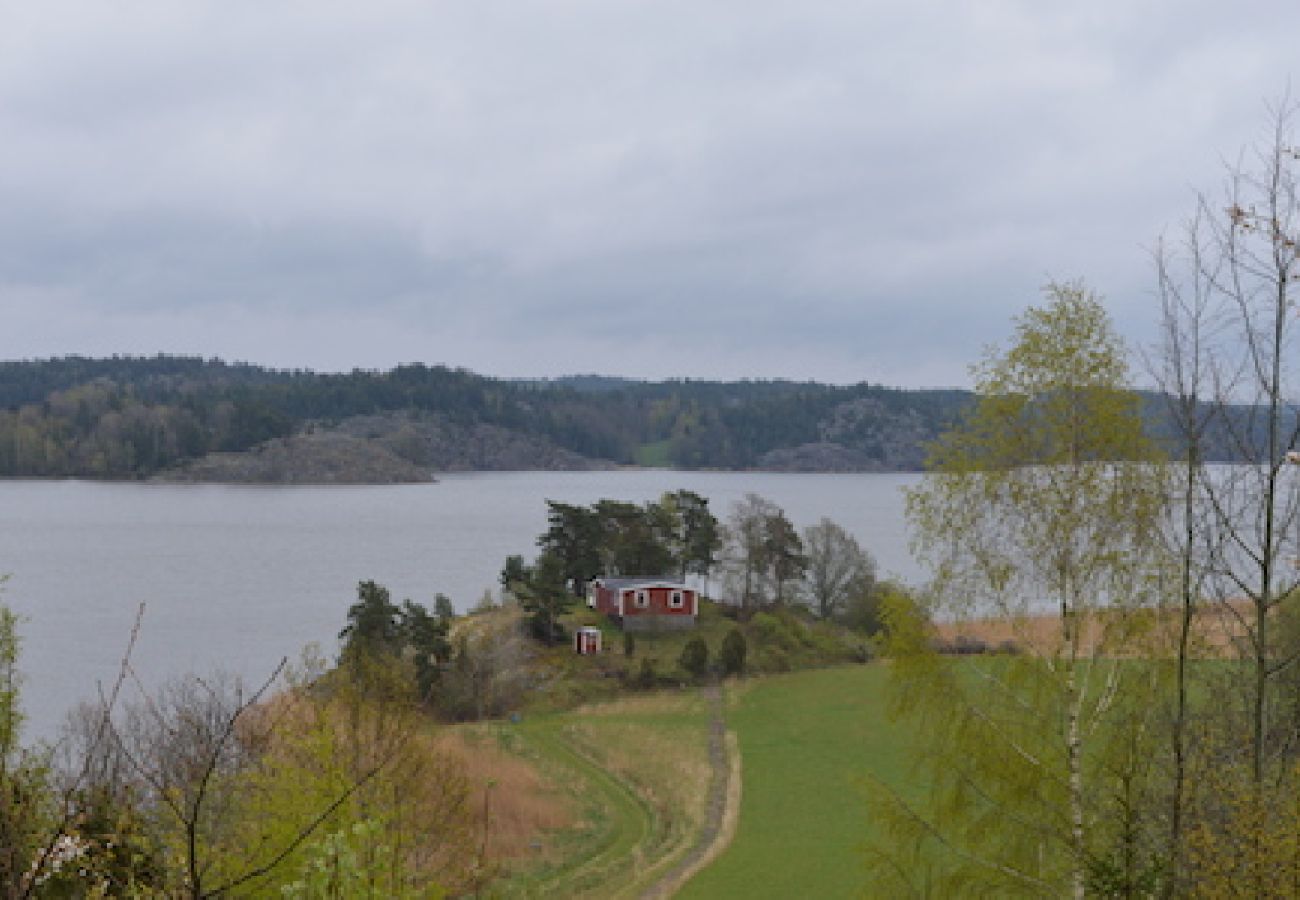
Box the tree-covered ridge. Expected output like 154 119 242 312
0 355 975 478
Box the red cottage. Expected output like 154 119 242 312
587 577 698 632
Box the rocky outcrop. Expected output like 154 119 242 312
155 411 613 483
756 397 940 472
756 442 883 473
333 413 613 472
155 432 434 484
814 397 935 470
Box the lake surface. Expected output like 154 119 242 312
0 470 921 740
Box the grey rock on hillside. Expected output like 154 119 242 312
333 412 613 472
156 431 433 484
758 397 937 471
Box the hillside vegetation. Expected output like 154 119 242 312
0 355 968 479
0 354 1275 482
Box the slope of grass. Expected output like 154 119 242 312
634 439 674 467
489 691 713 898
678 665 917 899
538 600 873 710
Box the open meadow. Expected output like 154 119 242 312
679 665 917 898
455 664 916 898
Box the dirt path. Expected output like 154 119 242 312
640 681 740 899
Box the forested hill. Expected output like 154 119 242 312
0 356 974 480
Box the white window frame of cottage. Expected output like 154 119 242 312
635 589 649 609
669 590 684 609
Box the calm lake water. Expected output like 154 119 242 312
0 470 921 740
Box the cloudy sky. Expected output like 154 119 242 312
0 1 1296 387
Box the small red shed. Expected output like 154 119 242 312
587 577 698 632
574 626 603 655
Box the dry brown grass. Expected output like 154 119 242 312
642 731 742 899
569 720 711 832
436 726 575 865
933 600 1259 658
558 695 714 896
571 689 705 718
722 676 758 710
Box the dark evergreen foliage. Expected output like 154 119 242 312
0 355 977 477
9 357 1263 479
338 580 450 701
678 637 709 680
719 629 747 676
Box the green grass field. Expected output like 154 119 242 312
679 665 918 899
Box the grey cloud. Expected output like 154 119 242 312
1 1 1299 385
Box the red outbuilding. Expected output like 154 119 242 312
587 577 698 632
574 626 603 655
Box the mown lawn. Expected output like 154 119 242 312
679 665 919 899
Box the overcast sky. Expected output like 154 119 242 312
0 1 1296 388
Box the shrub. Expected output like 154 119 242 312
635 658 658 690
932 634 989 656
720 629 747 676
678 638 709 680
757 646 791 673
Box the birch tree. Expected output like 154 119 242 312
868 284 1168 897
1149 95 1300 894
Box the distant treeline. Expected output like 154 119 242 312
0 355 1268 479
0 356 973 477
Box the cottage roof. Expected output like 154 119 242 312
594 577 688 591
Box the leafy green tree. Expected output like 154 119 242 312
438 611 532 721
721 494 805 609
723 493 780 609
801 518 874 620
839 577 888 636
763 509 806 607
870 284 1168 898
0 595 56 895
